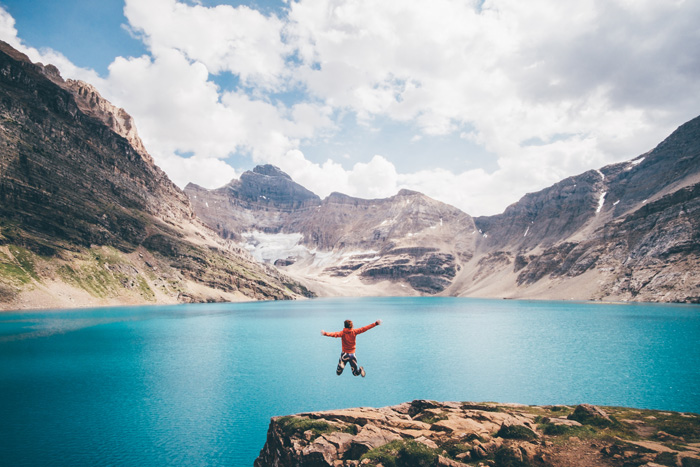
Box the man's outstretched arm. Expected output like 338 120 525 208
321 330 342 337
354 320 382 335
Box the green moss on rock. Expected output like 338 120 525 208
361 439 438 467
497 424 538 440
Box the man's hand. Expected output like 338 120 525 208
321 330 326 335
376 319 382 325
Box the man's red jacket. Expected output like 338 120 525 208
322 322 378 353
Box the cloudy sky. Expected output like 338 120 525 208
1 0 699 215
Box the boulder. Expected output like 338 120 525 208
568 404 614 426
347 423 402 458
302 437 338 466
544 417 582 427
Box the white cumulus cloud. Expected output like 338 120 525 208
1 0 699 215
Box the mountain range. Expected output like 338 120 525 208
186 119 700 303
1 40 698 309
0 41 311 310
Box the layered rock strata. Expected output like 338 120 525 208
0 41 312 309
255 400 700 467
469 116 700 303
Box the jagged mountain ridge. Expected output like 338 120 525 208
475 115 700 251
186 169 478 295
0 41 310 309
467 115 700 302
188 116 700 302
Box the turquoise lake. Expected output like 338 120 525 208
1 297 699 465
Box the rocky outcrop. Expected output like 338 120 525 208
63 79 150 161
0 41 311 309
255 400 700 467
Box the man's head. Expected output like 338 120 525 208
344 319 353 329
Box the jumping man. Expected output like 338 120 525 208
321 319 382 377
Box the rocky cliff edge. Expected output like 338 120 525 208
255 400 700 467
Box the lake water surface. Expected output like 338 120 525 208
1 297 699 466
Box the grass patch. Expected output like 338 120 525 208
56 248 155 300
439 439 471 459
461 403 503 412
58 263 112 298
654 413 700 443
494 446 532 467
654 452 679 466
497 424 538 440
416 412 449 425
8 245 39 280
134 274 156 301
0 246 37 285
277 416 339 440
0 259 33 284
361 439 438 467
540 423 596 438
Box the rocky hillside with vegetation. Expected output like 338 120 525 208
0 41 312 310
466 116 700 303
255 400 700 467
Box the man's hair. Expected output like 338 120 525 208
344 319 353 329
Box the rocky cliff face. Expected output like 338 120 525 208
255 400 700 467
186 164 322 242
467 116 700 303
0 41 311 309
186 171 478 296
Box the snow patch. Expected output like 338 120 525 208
205 202 209 208
626 157 645 170
596 169 605 180
613 200 620 206
241 231 306 264
309 249 336 267
596 192 607 213
523 226 530 237
342 249 378 257
430 218 443 230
